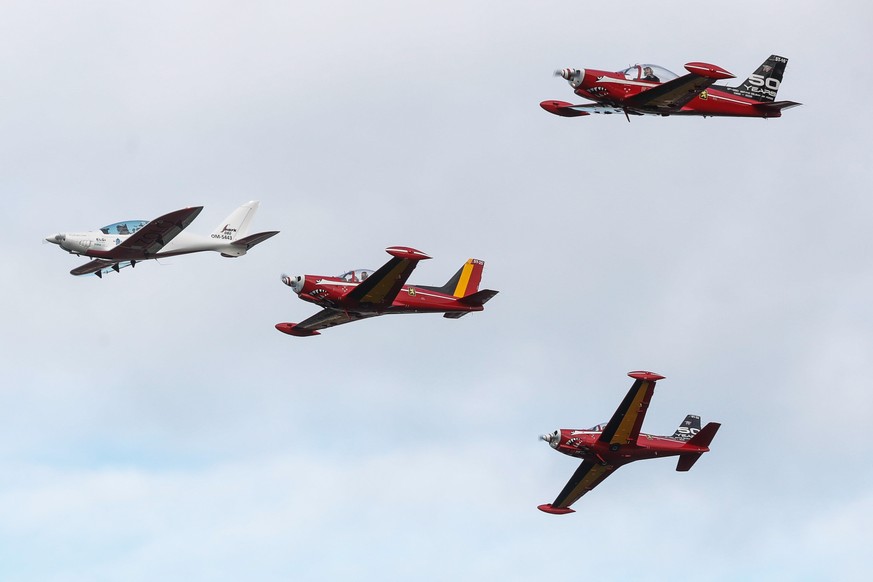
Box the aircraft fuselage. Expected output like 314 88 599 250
546 427 712 467
293 275 483 315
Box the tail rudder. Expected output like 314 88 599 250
421 258 485 297
724 55 789 102
451 258 484 297
671 414 702 442
686 422 721 449
211 200 260 241
676 421 720 472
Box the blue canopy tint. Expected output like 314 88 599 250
100 220 148 235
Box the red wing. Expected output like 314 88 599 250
625 73 719 112
597 374 660 447
103 206 203 260
543 459 617 511
287 308 378 334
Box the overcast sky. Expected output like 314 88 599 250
2 1 871 580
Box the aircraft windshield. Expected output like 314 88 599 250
338 269 375 283
100 220 148 235
588 422 609 431
620 64 678 83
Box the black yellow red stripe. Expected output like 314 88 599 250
452 260 475 297
553 460 615 508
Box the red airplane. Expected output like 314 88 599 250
275 246 498 336
538 371 720 515
541 54 800 120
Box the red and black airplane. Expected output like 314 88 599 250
541 54 800 120
275 246 498 336
538 371 720 515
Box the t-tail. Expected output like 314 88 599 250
724 55 789 103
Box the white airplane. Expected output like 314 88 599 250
46 200 279 277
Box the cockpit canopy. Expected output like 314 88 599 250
620 64 678 83
588 422 609 432
100 220 148 235
337 269 375 283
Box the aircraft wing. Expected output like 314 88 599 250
542 101 638 117
539 459 618 513
345 246 431 308
624 73 720 112
70 258 117 277
597 372 662 447
103 206 204 260
276 308 378 336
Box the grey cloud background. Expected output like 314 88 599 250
2 0 872 580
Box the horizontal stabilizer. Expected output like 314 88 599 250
686 422 721 448
753 100 802 116
458 289 499 306
676 453 702 472
231 230 280 250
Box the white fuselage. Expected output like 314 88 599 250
46 229 248 258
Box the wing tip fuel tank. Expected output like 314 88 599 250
275 323 320 337
385 246 431 260
537 504 575 515
684 62 735 80
627 370 665 381
539 100 590 117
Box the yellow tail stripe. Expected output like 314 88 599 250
453 260 474 297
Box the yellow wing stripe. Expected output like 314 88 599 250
609 380 652 445
453 260 474 297
558 463 610 508
360 260 411 304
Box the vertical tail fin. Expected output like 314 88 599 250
422 259 485 297
211 201 260 241
671 414 702 442
676 422 721 472
450 259 484 297
723 55 789 103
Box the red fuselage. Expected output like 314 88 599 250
294 274 484 316
548 427 711 467
575 67 769 117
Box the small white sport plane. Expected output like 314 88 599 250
46 201 279 277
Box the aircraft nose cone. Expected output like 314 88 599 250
281 274 304 294
45 233 65 245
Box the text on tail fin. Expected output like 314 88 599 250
671 414 702 442
453 259 484 297
726 55 789 103
211 201 260 241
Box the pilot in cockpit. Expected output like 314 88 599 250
642 66 660 82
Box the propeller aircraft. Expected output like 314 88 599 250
276 246 498 336
45 201 279 277
539 371 720 515
541 54 800 120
